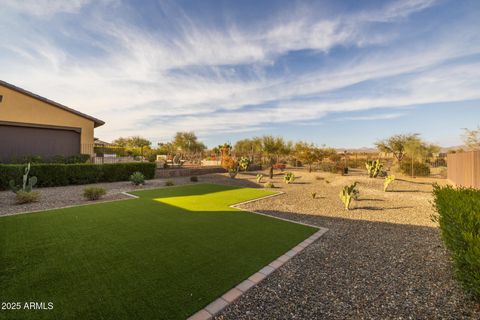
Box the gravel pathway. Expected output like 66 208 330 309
2 169 479 318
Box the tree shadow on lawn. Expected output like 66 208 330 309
240 209 480 318
130 180 263 198
0 189 315 320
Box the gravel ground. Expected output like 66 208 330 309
1 169 479 318
215 169 480 319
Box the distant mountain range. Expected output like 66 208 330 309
335 145 467 154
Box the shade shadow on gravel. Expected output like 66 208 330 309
216 211 480 319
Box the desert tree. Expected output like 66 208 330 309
260 136 288 179
375 133 420 165
172 132 206 161
462 126 480 150
234 138 262 161
294 142 319 172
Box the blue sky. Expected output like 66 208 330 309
1 0 479 148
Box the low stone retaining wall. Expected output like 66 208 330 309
155 166 226 178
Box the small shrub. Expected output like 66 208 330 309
432 184 480 299
315 176 324 181
400 161 430 177
130 171 145 185
222 156 239 179
15 191 40 204
264 182 275 188
165 180 174 186
272 163 286 171
283 172 295 184
83 187 106 201
256 173 263 183
190 176 198 182
339 182 359 210
384 175 395 192
325 180 330 184
311 192 317 199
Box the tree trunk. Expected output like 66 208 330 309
269 166 274 179
411 157 414 178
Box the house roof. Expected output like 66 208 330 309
0 80 105 128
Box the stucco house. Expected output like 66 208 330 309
0 80 104 162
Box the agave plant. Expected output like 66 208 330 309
365 160 383 178
384 175 396 192
256 173 263 183
283 172 295 184
339 182 359 210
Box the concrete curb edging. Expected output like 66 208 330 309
187 191 329 320
187 229 328 320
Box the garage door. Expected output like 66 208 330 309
0 124 81 163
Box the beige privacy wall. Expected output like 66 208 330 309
447 151 480 188
0 85 95 148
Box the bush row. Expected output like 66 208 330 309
432 184 480 300
400 161 430 177
0 163 156 190
4 154 91 164
317 162 344 174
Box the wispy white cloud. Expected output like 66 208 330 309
0 0 478 144
1 0 94 17
335 113 407 121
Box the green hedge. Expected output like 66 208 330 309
0 163 156 190
400 161 430 177
432 184 480 300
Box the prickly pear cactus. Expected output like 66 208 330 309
384 175 395 192
284 172 295 184
365 160 383 178
9 162 38 193
339 182 359 210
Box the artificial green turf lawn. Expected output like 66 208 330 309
0 183 317 320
